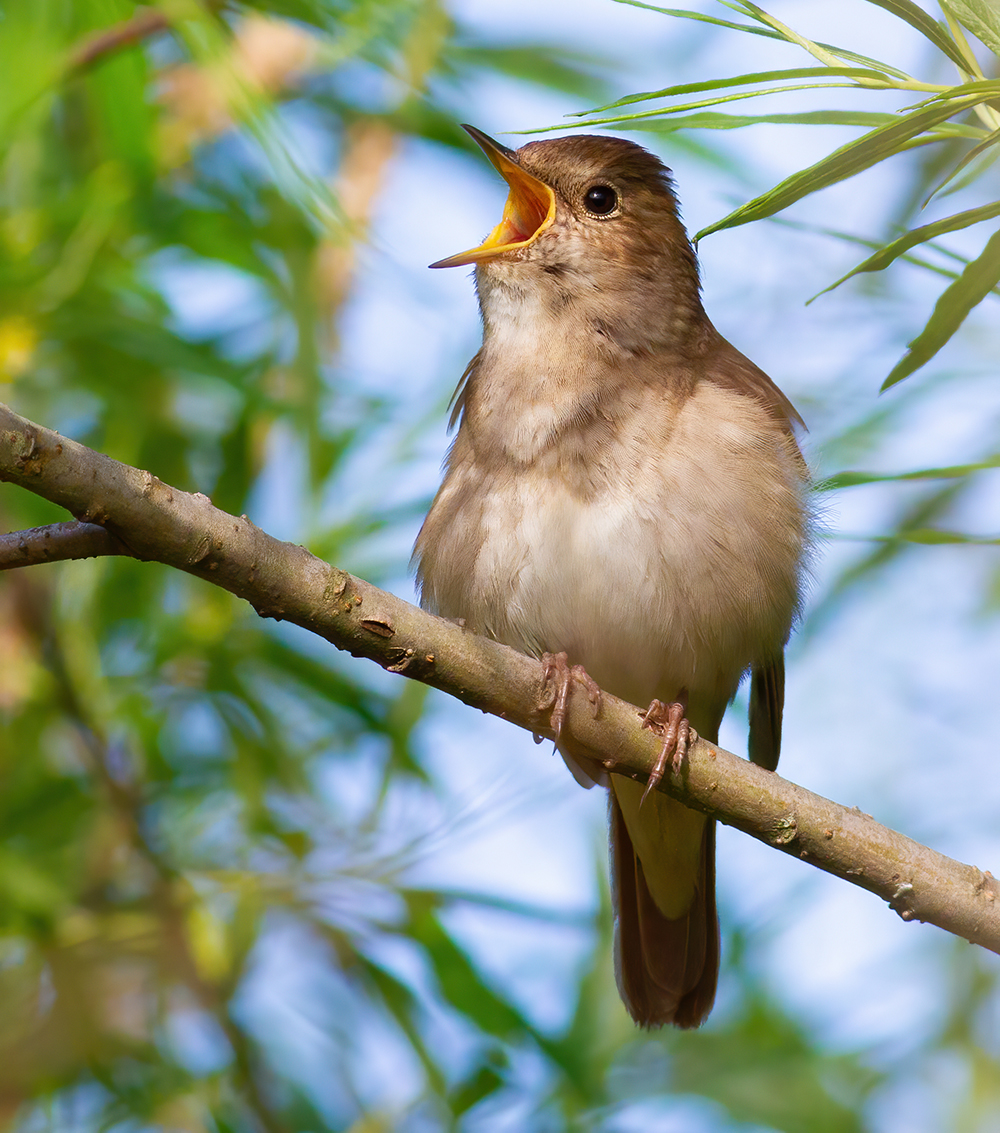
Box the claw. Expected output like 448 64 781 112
639 698 697 805
540 652 602 740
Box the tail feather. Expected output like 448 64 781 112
610 795 719 1028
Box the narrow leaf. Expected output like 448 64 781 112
630 109 900 132
882 224 1000 388
861 528 1000 544
925 127 1000 202
696 92 987 240
815 200 1000 296
867 0 972 70
630 112 983 138
533 82 871 134
578 67 894 116
725 1 849 68
742 215 986 291
610 0 913 78
818 453 1000 489
918 76 1000 102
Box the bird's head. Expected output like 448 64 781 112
430 127 702 347
431 126 696 281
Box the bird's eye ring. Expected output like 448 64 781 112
583 184 619 217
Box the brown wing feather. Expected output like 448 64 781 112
704 334 806 438
749 654 785 772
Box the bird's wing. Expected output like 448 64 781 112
703 334 806 437
748 653 785 771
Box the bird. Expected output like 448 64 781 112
414 125 809 1028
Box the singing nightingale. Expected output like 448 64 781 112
414 126 809 1028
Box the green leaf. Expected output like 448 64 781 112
814 199 1000 296
671 990 877 1133
724 0 862 69
526 81 875 134
882 223 1000 388
866 0 971 71
918 76 1000 102
929 142 1000 202
449 1062 506 1116
360 957 449 1095
629 109 901 132
628 111 983 137
858 528 1000 544
577 67 895 116
696 92 989 240
922 127 1000 204
406 895 536 1039
941 0 1000 56
610 0 913 78
818 453 1000 489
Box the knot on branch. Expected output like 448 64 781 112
888 878 917 920
769 815 798 846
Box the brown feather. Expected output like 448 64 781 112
610 791 719 1028
749 655 785 772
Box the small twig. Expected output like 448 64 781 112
0 520 130 570
68 8 172 72
66 2 229 74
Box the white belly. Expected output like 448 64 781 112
419 380 805 717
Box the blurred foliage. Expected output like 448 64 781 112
0 2 998 1132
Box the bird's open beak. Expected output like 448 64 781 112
429 125 556 269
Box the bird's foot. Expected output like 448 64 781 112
539 651 602 741
639 698 697 805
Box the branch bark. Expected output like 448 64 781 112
0 520 128 569
2 398 998 952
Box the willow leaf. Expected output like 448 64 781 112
697 92 988 240
908 76 1000 105
816 200 1000 297
865 528 1000 544
630 110 899 132
819 453 1000 489
528 83 866 134
866 0 971 70
883 224 1000 388
610 0 913 79
925 127 1000 204
725 0 848 69
628 110 983 143
577 67 893 116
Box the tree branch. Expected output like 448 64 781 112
2 398 998 952
0 520 129 569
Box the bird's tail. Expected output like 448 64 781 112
609 790 719 1028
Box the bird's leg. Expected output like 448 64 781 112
539 651 602 741
639 694 697 805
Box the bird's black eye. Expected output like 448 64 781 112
583 184 618 216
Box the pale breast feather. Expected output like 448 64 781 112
418 378 806 712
